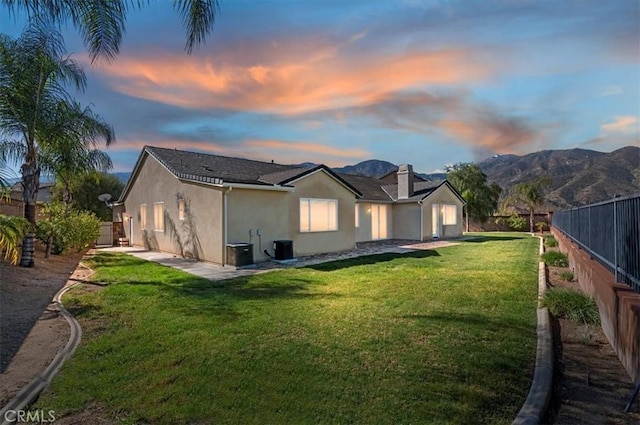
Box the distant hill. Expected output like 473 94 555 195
333 160 397 177
478 146 640 208
113 172 132 184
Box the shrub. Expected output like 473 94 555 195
535 222 546 233
544 236 557 247
541 251 568 267
559 270 574 282
543 289 600 325
0 214 30 264
39 202 101 254
507 214 526 231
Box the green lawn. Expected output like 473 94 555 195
37 234 539 424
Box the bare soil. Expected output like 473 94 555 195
0 248 85 408
544 264 640 424
1 244 639 423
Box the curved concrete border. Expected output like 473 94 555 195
512 236 554 425
0 276 84 425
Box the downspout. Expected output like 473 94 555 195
222 187 232 266
419 201 424 242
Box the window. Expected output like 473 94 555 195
154 202 164 232
300 198 338 232
355 204 360 228
442 204 457 225
179 199 185 221
140 204 147 230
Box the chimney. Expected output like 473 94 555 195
397 164 414 199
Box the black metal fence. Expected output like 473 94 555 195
552 194 640 293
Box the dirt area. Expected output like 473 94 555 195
0 248 86 408
1 242 639 423
544 260 640 424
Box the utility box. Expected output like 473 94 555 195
273 240 293 260
226 243 254 267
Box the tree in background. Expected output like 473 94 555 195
446 163 502 231
2 0 219 62
53 172 124 221
502 177 552 233
40 100 114 206
0 24 113 266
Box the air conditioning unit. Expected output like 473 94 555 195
273 240 293 260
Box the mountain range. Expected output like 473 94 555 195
113 146 639 209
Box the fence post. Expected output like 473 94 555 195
588 205 591 259
613 198 618 283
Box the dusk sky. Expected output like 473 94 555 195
2 0 639 174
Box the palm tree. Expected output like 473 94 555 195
502 177 551 233
0 24 113 266
39 100 114 205
0 214 29 265
2 0 219 62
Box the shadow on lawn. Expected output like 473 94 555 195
463 234 527 243
305 250 440 272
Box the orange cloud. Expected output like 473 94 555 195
91 32 492 115
437 115 539 155
601 116 638 134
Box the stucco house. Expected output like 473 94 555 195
113 146 465 265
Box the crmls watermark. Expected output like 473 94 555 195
3 410 56 423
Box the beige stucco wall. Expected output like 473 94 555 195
355 202 394 242
121 154 224 263
226 188 290 262
392 203 421 240
422 185 465 239
288 170 356 256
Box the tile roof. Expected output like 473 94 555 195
338 173 394 202
146 146 295 185
382 180 447 202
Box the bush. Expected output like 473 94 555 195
543 289 600 325
535 222 546 233
544 236 557 247
39 202 101 254
507 214 526 231
541 251 569 267
559 270 574 282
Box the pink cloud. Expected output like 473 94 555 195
90 32 493 114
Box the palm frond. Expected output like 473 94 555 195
174 0 219 54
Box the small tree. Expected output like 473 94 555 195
446 163 502 231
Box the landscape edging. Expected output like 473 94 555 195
512 235 553 425
0 271 86 425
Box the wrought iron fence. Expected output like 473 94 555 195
552 193 640 293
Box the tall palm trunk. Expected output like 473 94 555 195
19 147 39 267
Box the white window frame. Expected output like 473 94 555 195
355 204 360 228
178 199 185 221
154 202 164 232
140 204 147 230
300 198 338 233
442 204 457 225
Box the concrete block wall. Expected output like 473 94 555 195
552 228 640 384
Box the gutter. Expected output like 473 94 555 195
180 179 295 192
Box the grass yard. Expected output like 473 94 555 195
36 234 539 424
